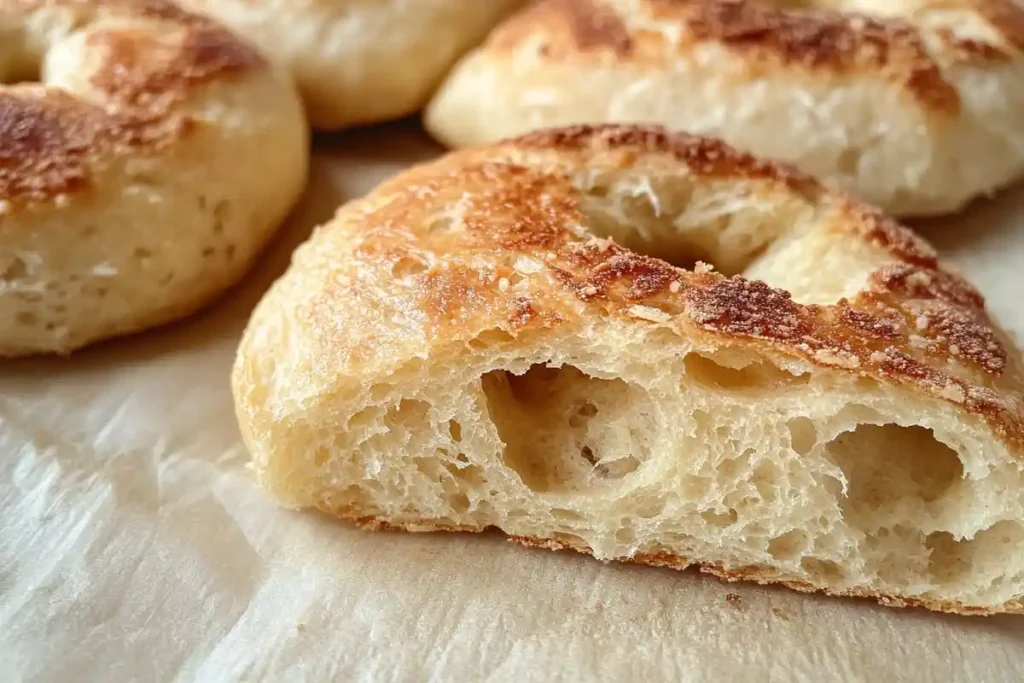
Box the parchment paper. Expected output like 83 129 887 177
3 121 1024 683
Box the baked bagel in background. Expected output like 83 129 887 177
0 0 308 357
233 123 1024 615
425 0 1024 218
176 0 525 130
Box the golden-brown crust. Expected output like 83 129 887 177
488 0 1024 114
0 91 115 203
516 123 814 189
318 123 1024 450
0 0 266 205
977 0 1024 51
662 0 959 111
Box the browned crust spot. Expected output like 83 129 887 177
560 0 634 55
663 0 957 110
492 0 967 112
685 275 808 340
840 204 938 266
0 92 114 202
0 0 265 205
490 0 635 56
839 306 901 341
977 0 1024 51
329 123 1023 448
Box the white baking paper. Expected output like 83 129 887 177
2 122 1024 683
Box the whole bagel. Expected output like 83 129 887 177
0 0 309 357
426 0 1024 217
175 0 525 130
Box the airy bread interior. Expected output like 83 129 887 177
238 128 1024 614
297 330 1024 614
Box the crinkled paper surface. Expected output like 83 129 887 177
2 122 1024 683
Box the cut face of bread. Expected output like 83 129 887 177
233 124 1024 615
424 0 1024 217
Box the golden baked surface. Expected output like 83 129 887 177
426 0 1024 217
234 125 1024 615
1 0 264 205
0 0 308 355
316 124 1021 441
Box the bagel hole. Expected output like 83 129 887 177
579 191 723 273
483 364 651 493
575 174 786 277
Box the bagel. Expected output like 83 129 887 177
0 0 308 357
234 124 1024 615
425 0 1024 218
175 0 525 130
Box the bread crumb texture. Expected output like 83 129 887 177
234 124 1024 615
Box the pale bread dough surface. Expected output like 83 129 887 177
176 0 523 130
